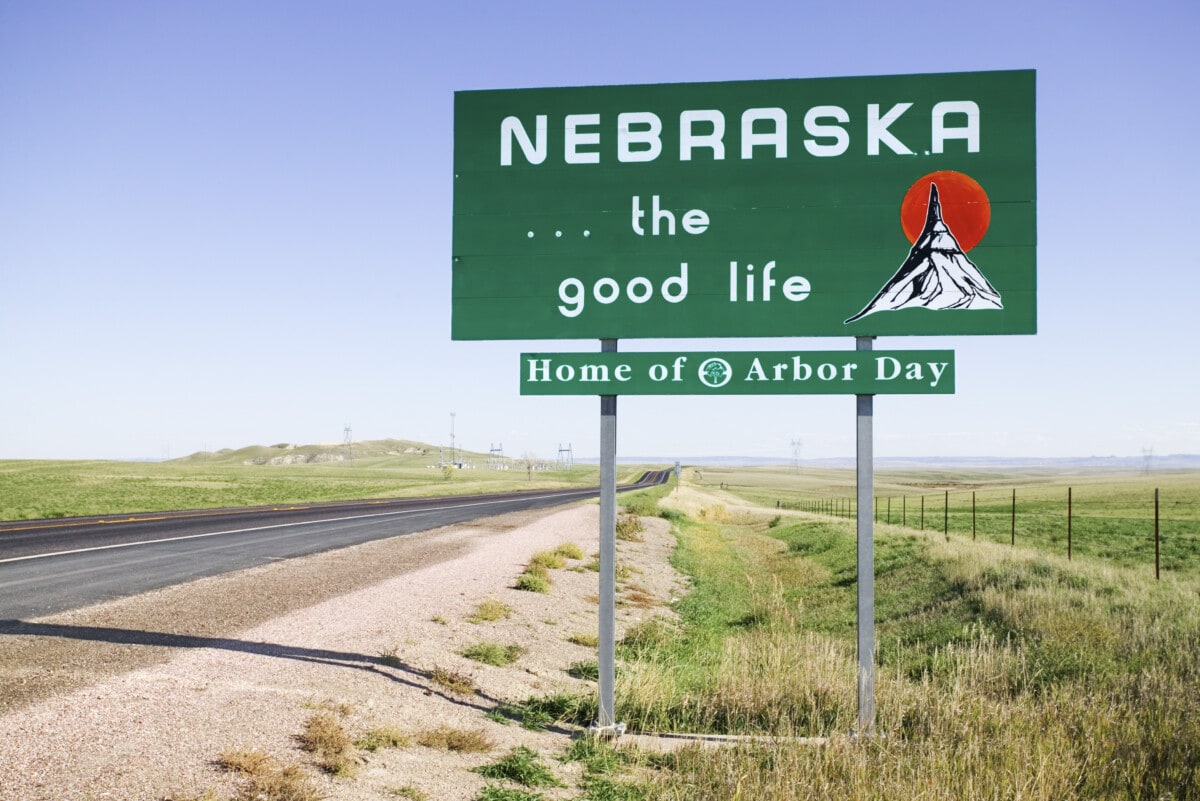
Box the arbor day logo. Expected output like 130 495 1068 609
698 358 733 388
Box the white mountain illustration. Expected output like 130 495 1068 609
845 183 1002 323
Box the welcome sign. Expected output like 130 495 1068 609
452 69 1035 340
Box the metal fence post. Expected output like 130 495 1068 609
1011 489 1016 547
1155 488 1161 580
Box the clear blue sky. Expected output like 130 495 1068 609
2 0 1197 461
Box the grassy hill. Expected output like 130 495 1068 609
0 439 629 521
176 438 439 467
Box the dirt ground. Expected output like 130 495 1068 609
0 501 685 801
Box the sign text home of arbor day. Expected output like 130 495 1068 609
452 69 1035 340
519 351 955 396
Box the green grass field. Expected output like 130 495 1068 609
0 439 644 521
598 470 1200 799
696 465 1200 575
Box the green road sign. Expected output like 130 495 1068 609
520 350 955 395
453 69 1035 340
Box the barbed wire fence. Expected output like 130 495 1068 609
779 486 1199 578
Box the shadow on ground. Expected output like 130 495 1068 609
0 619 497 712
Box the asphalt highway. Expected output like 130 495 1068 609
0 471 669 619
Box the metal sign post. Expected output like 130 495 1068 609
595 338 622 734
855 336 876 736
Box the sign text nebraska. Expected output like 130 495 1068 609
501 102 980 166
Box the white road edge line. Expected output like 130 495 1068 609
0 490 598 565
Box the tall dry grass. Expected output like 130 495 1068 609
620 495 1200 799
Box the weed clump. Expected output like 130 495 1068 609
472 746 563 788
568 660 599 681
555 542 585 560
618 617 674 658
567 631 599 648
356 727 410 752
296 710 357 776
475 787 545 801
620 488 670 517
513 693 595 730
619 585 658 609
511 556 556 594
530 550 566 570
416 726 493 753
389 786 429 800
213 748 323 801
215 748 273 776
469 597 514 623
378 647 405 669
241 763 323 801
514 568 551 593
462 641 526 667
300 698 354 716
579 775 647 801
560 735 642 776
615 516 644 542
429 665 476 695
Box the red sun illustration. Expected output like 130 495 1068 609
901 170 991 252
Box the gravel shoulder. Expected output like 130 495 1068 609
0 501 684 801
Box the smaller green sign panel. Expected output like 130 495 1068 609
520 351 954 395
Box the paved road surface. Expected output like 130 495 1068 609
0 471 668 619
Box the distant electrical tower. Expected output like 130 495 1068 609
343 423 354 462
1143 447 1154 475
441 412 463 470
791 438 802 473
556 443 574 471
489 442 506 470
449 412 461 467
